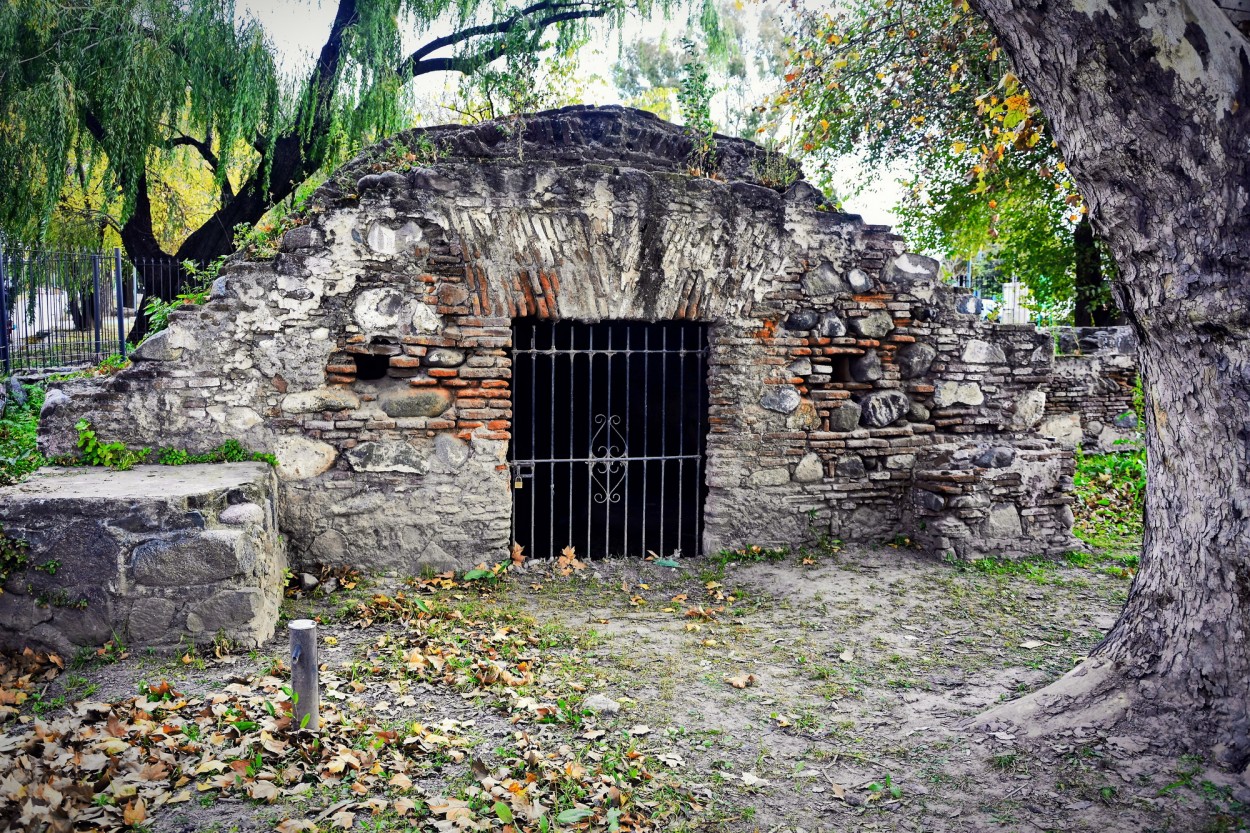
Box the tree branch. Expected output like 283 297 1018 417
406 6 610 77
167 135 220 171
399 1 607 78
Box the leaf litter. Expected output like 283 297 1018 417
0 560 704 833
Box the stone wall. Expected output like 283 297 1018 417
38 106 1080 567
1040 326 1140 452
0 463 285 654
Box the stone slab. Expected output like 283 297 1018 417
0 463 286 654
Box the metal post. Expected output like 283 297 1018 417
289 619 320 731
91 255 102 361
114 249 125 357
0 248 9 376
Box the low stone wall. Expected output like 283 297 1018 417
0 463 286 654
909 439 1076 559
1041 326 1140 452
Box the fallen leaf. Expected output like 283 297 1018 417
123 799 146 825
277 820 318 833
726 673 759 689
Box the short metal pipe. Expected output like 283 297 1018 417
289 619 320 731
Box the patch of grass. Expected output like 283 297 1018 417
1074 447 1145 546
0 382 45 485
711 544 788 566
946 553 1058 583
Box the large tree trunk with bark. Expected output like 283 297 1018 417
968 0 1250 767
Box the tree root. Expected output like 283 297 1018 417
970 657 1250 772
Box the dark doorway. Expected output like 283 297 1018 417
510 319 709 560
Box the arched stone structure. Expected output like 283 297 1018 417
40 106 1080 569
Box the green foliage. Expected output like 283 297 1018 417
1073 448 1146 545
712 544 788 565
776 0 1087 308
142 257 223 337
73 420 276 469
0 524 31 588
613 3 785 138
0 383 46 485
46 354 133 384
749 141 800 190
74 420 149 470
0 0 718 252
677 38 717 175
0 0 281 241
154 439 277 467
461 561 511 590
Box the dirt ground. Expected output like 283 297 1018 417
4 541 1249 833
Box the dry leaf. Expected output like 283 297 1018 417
122 799 146 825
726 673 759 689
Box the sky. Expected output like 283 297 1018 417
236 0 901 226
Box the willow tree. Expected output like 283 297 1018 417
0 0 709 334
779 0 1117 324
963 0 1250 767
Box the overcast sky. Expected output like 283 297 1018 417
237 0 900 225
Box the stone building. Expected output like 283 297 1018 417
39 106 1081 571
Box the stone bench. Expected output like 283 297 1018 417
0 463 287 654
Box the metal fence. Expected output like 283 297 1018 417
0 245 187 373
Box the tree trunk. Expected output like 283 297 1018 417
968 0 1250 766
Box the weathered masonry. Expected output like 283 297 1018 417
39 107 1081 570
1040 326 1141 453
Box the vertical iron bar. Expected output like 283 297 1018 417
529 323 536 559
659 324 668 558
623 325 631 558
114 249 125 357
91 254 102 361
603 326 611 559
586 324 593 560
678 325 686 556
699 327 709 555
548 325 555 562
0 246 10 376
641 326 649 555
566 327 573 560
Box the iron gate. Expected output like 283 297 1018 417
510 319 709 560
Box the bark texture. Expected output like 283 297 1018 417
968 0 1250 766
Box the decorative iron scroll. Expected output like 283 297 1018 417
589 414 626 505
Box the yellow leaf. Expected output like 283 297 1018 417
726 673 759 689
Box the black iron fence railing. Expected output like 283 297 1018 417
0 245 189 373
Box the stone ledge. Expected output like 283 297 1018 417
0 463 286 654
